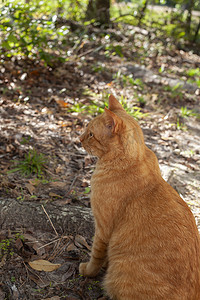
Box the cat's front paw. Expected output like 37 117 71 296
79 262 89 276
79 262 99 277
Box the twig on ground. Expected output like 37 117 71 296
41 204 59 237
37 237 61 249
66 173 79 195
77 45 104 58
49 235 71 260
23 261 45 284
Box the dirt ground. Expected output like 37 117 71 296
0 22 200 299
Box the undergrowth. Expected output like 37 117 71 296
8 148 46 177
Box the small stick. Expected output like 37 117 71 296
41 205 58 237
37 238 61 249
66 173 79 195
50 237 71 261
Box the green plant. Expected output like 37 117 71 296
176 117 187 131
0 239 14 257
105 44 123 57
15 232 24 241
186 68 200 88
67 92 108 116
17 188 25 201
137 95 146 107
119 74 145 89
8 148 46 176
180 107 196 118
164 83 183 99
0 231 24 258
11 276 16 283
84 187 91 194
120 96 148 120
164 83 182 92
20 136 31 145
187 78 200 88
179 107 200 121
159 64 165 73
0 1 70 65
92 63 106 73
187 68 200 77
195 79 200 88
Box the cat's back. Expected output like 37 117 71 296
106 179 200 299
90 147 200 299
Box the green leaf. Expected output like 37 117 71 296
177 31 185 38
84 187 91 194
7 33 18 44
187 68 200 77
1 41 11 50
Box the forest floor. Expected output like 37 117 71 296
0 22 200 299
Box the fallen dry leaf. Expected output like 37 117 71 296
50 181 66 188
49 192 63 198
55 166 63 174
28 259 61 272
75 234 91 250
67 242 78 252
25 183 35 195
0 254 7 268
56 99 68 108
32 241 46 256
15 238 23 251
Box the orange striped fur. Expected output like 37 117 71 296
79 95 200 300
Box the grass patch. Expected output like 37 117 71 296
8 148 46 177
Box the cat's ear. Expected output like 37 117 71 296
104 107 123 134
108 94 124 111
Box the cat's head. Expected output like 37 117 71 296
80 95 145 160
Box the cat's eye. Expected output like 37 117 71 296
89 132 93 138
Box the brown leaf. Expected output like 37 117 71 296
81 181 88 187
6 144 15 152
0 254 7 268
15 238 23 251
23 233 36 242
30 70 40 77
49 192 63 198
25 183 35 195
56 199 72 205
56 99 68 108
67 242 78 252
50 181 66 188
28 259 61 272
28 178 41 186
75 235 91 250
32 242 46 256
55 166 63 174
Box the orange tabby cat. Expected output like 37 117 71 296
79 95 200 300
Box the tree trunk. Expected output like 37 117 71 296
138 0 149 26
86 0 110 25
186 0 194 35
193 18 200 43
